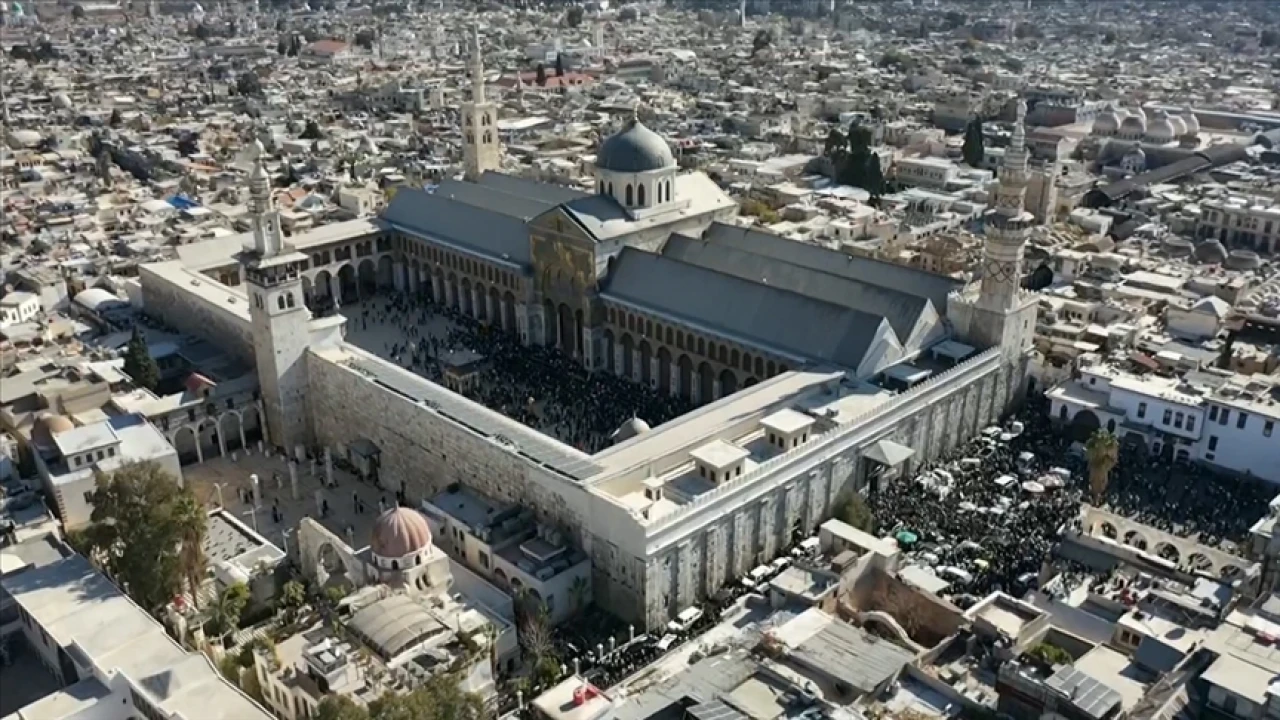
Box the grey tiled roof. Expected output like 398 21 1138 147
383 187 531 266
662 233 933 340
701 223 961 309
601 248 893 370
476 171 589 206
433 178 559 220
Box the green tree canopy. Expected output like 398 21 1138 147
208 582 251 639
315 674 486 720
962 117 985 168
1085 430 1120 505
80 462 207 612
834 492 873 531
123 325 160 392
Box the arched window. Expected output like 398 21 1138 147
392 560 400 570
608 182 613 196
286 293 295 308
638 184 646 206
625 184 634 207
277 295 286 310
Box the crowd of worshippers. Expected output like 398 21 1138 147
356 294 693 453
872 397 1086 609
1091 439 1272 551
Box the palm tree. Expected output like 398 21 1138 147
173 492 208 609
1085 429 1120 505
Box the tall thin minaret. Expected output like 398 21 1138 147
949 98 1039 372
461 27 501 182
237 138 312 454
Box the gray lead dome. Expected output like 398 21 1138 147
596 118 676 173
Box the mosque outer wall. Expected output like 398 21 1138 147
307 342 1026 629
139 264 255 364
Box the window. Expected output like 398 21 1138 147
1209 406 1219 421
638 184 646 206
1174 412 1184 429
1059 406 1068 420
1220 409 1230 426
1266 421 1274 438
1163 409 1173 425
1137 402 1147 419
1187 415 1196 432
480 552 490 569
1208 436 1219 451
1107 419 1116 432
625 184 634 206
1237 412 1248 430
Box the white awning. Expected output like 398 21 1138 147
863 438 916 467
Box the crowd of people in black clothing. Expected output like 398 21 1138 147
352 293 693 453
1092 442 1273 551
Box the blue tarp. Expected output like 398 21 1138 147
167 194 200 210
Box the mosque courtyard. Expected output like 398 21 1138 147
329 293 693 454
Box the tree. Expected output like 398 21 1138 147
834 492 872 531
354 28 376 51
962 117 985 168
751 28 772 56
123 326 160 391
740 198 779 224
236 71 263 96
108 108 122 127
863 153 884 201
535 63 547 86
71 4 86 19
823 128 846 158
276 37 289 55
569 576 589 616
194 22 212 39
175 492 208 609
565 5 583 27
1085 429 1119 505
207 582 251 640
555 53 564 77
79 463 203 612
278 579 307 622
315 674 486 720
316 695 367 720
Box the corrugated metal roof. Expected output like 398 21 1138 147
790 619 915 694
1044 666 1123 720
661 233 932 340
701 222 960 310
602 248 892 370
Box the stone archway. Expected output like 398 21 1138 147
338 264 359 304
678 355 694 401
1122 529 1148 551
744 376 759 387
1187 552 1213 573
475 283 488 321
621 333 635 380
313 269 333 304
449 273 461 310
435 267 446 304
1071 409 1101 443
503 291 517 333
697 361 714 404
301 275 314 310
639 340 653 386
719 368 738 397
1220 565 1243 582
376 255 394 290
1099 521 1119 540
358 258 378 298
603 330 616 373
488 286 501 327
173 425 199 465
1154 542 1180 565
219 411 245 454
658 347 672 394
461 278 474 316
241 405 263 446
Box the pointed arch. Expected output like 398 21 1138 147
638 184 646 206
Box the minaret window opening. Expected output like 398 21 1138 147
625 184 634 206
286 293 295 309
277 295 286 310
638 184 646 206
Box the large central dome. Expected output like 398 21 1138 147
597 118 675 173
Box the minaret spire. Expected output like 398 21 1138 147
247 138 282 257
470 27 485 104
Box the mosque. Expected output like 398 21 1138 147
1085 104 1205 174
138 36 1041 628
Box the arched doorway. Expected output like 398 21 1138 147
448 273 460 310
338 264 358 304
220 411 244 453
197 420 221 460
173 426 199 465
461 278 474 316
542 299 557 347
313 269 333 304
657 347 672 393
376 255 394 290
639 341 653 386
358 258 378 298
678 355 694 402
603 330 616 373
558 304 574 355
435 267 446 304
1070 409 1100 443
719 369 738 397
744 376 759 387
488 287 501 327
242 406 263 446
574 309 584 357
503 292 517 333
301 275 314 310
621 334 635 380
475 283 488 321
697 362 714 404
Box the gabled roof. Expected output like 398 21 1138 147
601 248 894 370
700 222 960 309
433 178 557 221
476 171 588 206
661 233 932 340
383 187 530 266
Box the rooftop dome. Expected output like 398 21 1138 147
1168 115 1188 138
1180 108 1200 136
1146 111 1176 144
32 412 74 448
1163 236 1194 256
52 93 73 110
1119 113 1147 137
597 118 675 173
1194 239 1228 264
371 507 432 559
610 417 651 443
1093 109 1121 136
1227 249 1262 270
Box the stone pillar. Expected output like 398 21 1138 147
633 350 643 383
324 447 334 487
650 357 660 389
393 261 405 292
583 328 602 370
712 379 722 402
522 302 539 345
670 364 680 397
217 429 227 458
195 436 204 464
330 275 342 309
614 345 626 378
239 424 247 451
408 267 418 295
472 286 483 322
289 461 299 500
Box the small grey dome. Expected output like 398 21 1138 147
1227 250 1261 270
610 416 651 443
1168 115 1187 138
597 118 675 173
1194 240 1228 264
1119 113 1147 137
1180 108 1200 136
1145 111 1175 144
1093 110 1120 136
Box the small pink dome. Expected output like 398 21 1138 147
371 507 432 558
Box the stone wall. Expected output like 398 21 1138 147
139 263 254 363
